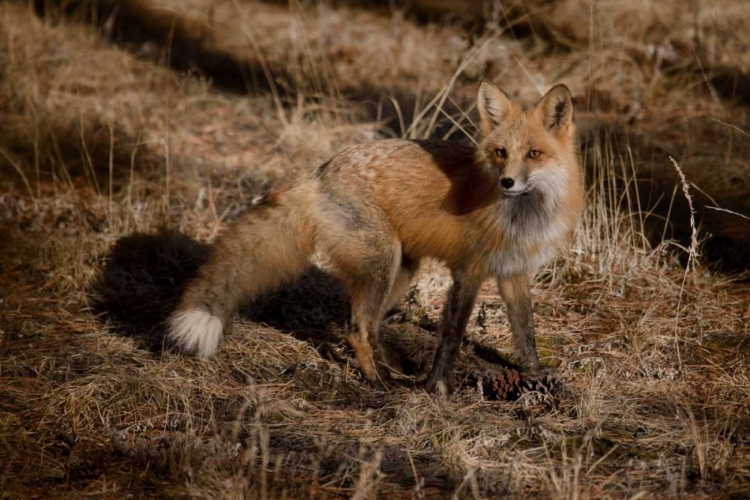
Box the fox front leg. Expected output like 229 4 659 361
425 274 481 395
497 274 541 372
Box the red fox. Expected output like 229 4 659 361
169 81 584 394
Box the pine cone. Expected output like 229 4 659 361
490 368 522 400
470 367 523 401
67 452 107 481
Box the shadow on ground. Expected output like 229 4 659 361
90 231 211 351
245 267 436 377
91 230 436 377
90 230 353 353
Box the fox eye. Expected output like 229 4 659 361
495 148 508 159
528 150 542 159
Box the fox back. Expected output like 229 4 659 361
311 83 583 279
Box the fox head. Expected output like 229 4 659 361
475 81 577 200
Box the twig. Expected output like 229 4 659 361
668 156 699 373
706 205 750 222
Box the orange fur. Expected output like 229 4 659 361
168 81 584 393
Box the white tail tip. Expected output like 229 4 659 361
168 308 223 358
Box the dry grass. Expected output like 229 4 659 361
2 1 750 498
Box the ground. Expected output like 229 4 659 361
1 1 750 498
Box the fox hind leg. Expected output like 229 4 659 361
322 227 402 385
348 254 419 382
372 256 421 375
345 243 402 385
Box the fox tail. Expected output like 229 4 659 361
167 184 315 357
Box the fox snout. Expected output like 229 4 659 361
499 164 529 196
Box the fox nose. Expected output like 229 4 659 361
500 178 515 190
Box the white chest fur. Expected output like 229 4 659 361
489 197 570 277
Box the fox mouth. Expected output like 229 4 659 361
502 188 531 197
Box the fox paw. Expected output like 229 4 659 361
424 376 452 397
523 367 561 389
358 357 394 390
523 365 558 379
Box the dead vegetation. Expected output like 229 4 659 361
1 0 750 498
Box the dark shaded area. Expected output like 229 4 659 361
31 0 270 95
28 0 750 108
707 64 750 107
258 434 455 494
241 266 349 342
580 117 750 276
0 115 160 193
258 0 559 46
62 429 459 498
665 62 750 107
27 0 470 138
378 445 455 493
90 231 211 351
243 267 432 377
349 85 477 140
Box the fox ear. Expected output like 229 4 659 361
537 84 573 133
477 80 512 136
